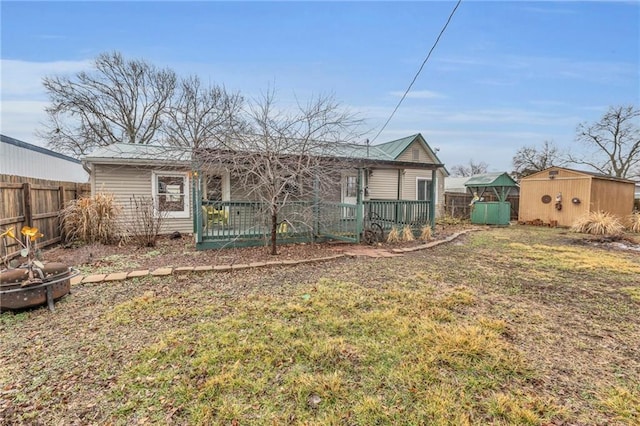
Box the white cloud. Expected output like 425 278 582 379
0 100 49 145
1 59 91 98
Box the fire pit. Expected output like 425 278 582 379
0 263 78 312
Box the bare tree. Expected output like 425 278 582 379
200 90 363 255
163 75 246 149
40 51 177 156
512 140 566 178
569 105 640 179
450 160 488 177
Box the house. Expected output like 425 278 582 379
82 133 448 248
0 134 88 183
518 167 635 227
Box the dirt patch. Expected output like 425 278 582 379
41 225 474 274
569 233 640 253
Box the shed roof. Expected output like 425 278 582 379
464 172 518 188
522 167 636 184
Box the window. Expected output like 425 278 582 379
412 148 420 161
345 176 358 198
417 178 433 202
152 171 189 218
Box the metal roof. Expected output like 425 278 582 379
464 172 518 187
1 134 81 164
82 133 448 171
83 143 192 164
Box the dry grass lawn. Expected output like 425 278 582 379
1 225 638 425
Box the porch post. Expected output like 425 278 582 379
193 170 203 244
430 169 437 229
356 168 363 243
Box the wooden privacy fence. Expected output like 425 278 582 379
0 175 90 258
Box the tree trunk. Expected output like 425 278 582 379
270 210 278 256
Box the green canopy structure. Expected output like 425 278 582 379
464 172 518 225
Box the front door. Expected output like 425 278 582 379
342 175 358 218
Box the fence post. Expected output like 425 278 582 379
22 182 32 228
59 185 66 242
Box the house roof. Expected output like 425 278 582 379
82 143 192 166
464 172 518 188
83 134 448 172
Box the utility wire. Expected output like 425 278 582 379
370 0 462 143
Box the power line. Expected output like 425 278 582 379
371 0 462 144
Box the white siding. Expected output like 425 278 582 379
396 140 433 164
401 169 446 217
368 169 399 200
1 140 88 182
93 164 193 235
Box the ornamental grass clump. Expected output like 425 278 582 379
401 225 415 242
627 213 640 233
571 211 624 236
61 193 122 244
387 226 400 243
420 225 433 241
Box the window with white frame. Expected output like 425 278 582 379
152 171 189 218
417 178 434 202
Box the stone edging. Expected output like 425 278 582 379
71 228 479 286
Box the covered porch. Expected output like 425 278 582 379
193 166 439 250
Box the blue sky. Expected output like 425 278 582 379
1 1 638 172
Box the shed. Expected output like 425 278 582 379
465 172 518 225
518 167 635 227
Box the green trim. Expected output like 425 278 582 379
430 169 436 229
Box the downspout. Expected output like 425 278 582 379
81 160 94 194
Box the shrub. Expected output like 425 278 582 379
127 196 166 247
387 227 400 243
437 214 467 226
627 213 640 233
401 225 415 242
61 193 122 244
571 211 624 236
420 225 433 241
